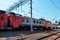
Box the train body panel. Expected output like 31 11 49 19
21 17 50 28
10 16 19 28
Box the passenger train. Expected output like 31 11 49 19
0 10 52 30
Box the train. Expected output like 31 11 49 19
0 10 52 30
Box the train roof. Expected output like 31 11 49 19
38 18 46 21
9 12 16 15
15 14 22 17
0 10 6 13
8 12 22 17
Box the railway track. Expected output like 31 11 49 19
19 29 60 40
37 32 60 40
20 29 60 40
0 29 60 40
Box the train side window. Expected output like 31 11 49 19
22 20 25 22
33 20 36 23
26 20 29 23
39 21 41 24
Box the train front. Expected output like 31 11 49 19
44 21 52 29
0 10 8 29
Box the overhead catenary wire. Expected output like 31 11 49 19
50 0 60 10
6 0 29 13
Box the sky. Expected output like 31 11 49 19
0 0 60 23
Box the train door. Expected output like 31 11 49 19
10 16 23 28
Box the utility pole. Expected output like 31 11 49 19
30 0 33 32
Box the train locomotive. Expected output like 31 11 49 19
0 10 52 30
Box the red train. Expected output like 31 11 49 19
0 10 52 30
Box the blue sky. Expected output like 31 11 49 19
0 0 60 23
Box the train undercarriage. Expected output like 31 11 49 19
0 25 52 31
